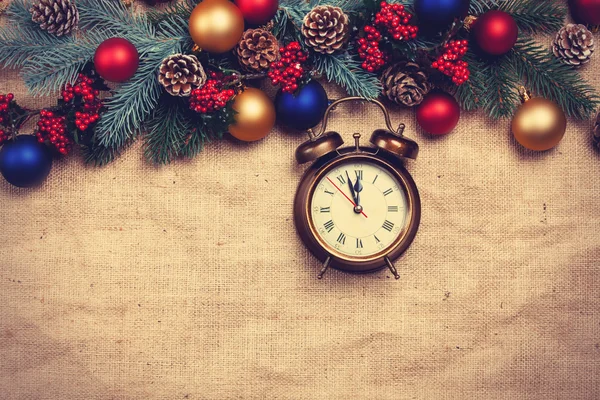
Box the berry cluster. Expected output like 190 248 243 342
374 2 418 41
189 76 235 114
0 93 15 145
358 2 417 72
432 40 470 85
357 26 388 73
268 42 308 94
36 110 70 155
62 74 103 132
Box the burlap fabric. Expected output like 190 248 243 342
1 4 599 399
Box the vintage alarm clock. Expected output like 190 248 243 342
294 97 421 279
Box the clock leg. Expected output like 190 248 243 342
317 256 332 279
385 256 400 280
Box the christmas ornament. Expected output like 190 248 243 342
30 0 79 37
381 62 432 107
594 111 600 150
416 91 460 135
94 38 139 82
414 0 470 28
553 24 595 67
431 39 470 85
234 0 278 26
158 54 206 97
569 0 600 26
302 5 349 55
293 97 420 279
268 42 308 94
189 0 244 54
0 135 53 188
511 89 567 151
472 10 518 56
228 88 276 142
275 80 329 131
236 28 279 72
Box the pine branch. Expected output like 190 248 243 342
81 139 127 166
77 0 154 37
0 25 69 68
481 57 521 119
454 51 489 112
508 38 599 120
312 52 381 99
143 97 192 164
95 37 185 149
21 31 110 95
495 0 566 34
5 0 43 31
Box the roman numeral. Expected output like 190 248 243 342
320 207 330 213
355 170 363 180
388 206 399 212
382 220 394 232
324 189 334 196
324 220 335 232
372 175 379 184
337 175 346 185
336 232 346 245
374 235 381 243
383 188 393 196
356 238 363 248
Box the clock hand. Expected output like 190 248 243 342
345 171 358 203
353 174 363 206
326 177 368 218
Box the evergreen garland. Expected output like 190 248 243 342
0 0 597 165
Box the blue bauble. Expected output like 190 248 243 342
0 135 53 188
275 80 329 131
414 0 471 28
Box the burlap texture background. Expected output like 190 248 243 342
1 3 600 398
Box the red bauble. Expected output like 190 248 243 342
94 38 139 83
473 10 518 56
416 92 460 135
569 0 600 25
234 0 278 25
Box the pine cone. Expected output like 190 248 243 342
594 111 600 151
236 28 279 72
302 5 349 55
30 0 79 37
553 24 595 67
381 62 433 107
158 54 207 97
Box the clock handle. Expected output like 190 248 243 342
308 97 406 139
385 256 400 280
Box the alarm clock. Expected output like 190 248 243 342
294 97 421 279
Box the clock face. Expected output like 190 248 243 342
309 158 409 260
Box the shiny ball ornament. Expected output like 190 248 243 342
228 88 276 142
189 0 245 53
473 10 518 56
569 0 600 25
414 0 470 28
0 135 53 188
94 38 139 82
234 0 278 25
416 91 460 135
511 94 567 151
275 80 329 131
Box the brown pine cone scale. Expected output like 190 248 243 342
158 54 207 97
381 62 433 107
553 24 595 67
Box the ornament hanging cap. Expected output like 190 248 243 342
519 86 532 103
463 15 477 31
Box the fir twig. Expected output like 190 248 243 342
495 0 566 34
453 51 489 112
143 97 192 164
508 38 600 119
312 52 381 99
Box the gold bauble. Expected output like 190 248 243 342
189 0 244 54
229 88 276 142
511 91 567 151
